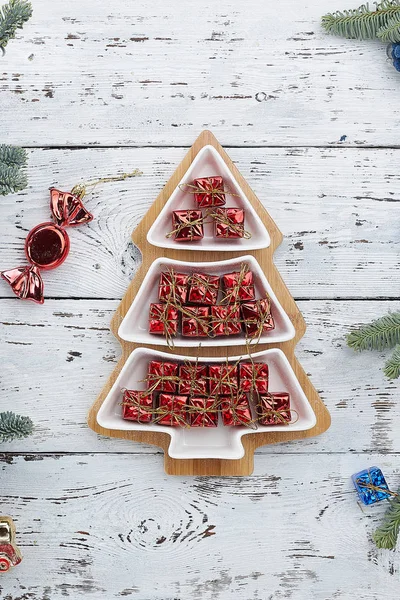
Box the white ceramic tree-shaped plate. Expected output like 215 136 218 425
147 145 271 251
118 255 295 347
97 347 316 460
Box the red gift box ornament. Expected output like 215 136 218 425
257 392 291 425
147 360 179 393
181 306 210 337
122 389 154 423
1 171 140 304
209 207 251 239
167 210 204 242
221 393 253 427
189 397 218 427
156 394 188 427
188 272 220 305
239 362 269 393
209 363 238 396
149 303 179 340
222 264 255 304
158 269 188 304
210 305 242 337
241 297 275 339
191 176 226 208
179 363 208 395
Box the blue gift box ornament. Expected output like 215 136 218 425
352 466 391 506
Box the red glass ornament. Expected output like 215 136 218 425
1 188 93 304
1 265 44 304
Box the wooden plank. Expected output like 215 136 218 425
0 452 398 599
1 0 399 147
87 130 330 475
0 147 398 300
1 298 398 455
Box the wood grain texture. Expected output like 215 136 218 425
1 146 398 300
1 0 399 147
1 453 399 600
0 298 397 456
87 131 331 475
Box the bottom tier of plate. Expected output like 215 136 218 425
97 347 316 460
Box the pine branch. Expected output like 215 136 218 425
384 344 400 379
0 163 27 195
0 0 32 49
377 14 400 40
0 144 28 195
321 0 400 40
347 312 400 352
0 411 33 442
0 143 26 167
373 493 400 549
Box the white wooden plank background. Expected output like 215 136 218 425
1 0 400 598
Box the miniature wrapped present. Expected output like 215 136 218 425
122 390 153 423
181 305 210 337
156 394 188 427
352 467 392 505
188 272 219 305
189 397 218 427
257 392 291 425
179 363 208 395
158 270 188 304
147 360 179 393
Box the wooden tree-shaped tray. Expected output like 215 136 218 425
88 130 331 476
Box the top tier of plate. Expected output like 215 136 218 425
147 145 271 252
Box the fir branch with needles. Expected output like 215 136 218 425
377 14 400 40
0 0 32 50
0 144 28 195
384 344 400 379
373 493 400 549
0 411 33 442
322 0 400 40
347 312 400 352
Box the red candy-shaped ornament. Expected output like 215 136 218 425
1 188 93 304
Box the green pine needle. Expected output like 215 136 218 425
322 0 400 40
377 14 400 40
0 144 28 195
384 344 400 379
0 143 26 167
0 0 32 49
373 493 400 549
0 411 33 442
0 163 27 195
347 312 400 352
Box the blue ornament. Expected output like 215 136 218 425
393 44 400 59
393 58 400 72
352 467 391 505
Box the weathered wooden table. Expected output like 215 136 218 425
1 1 399 598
